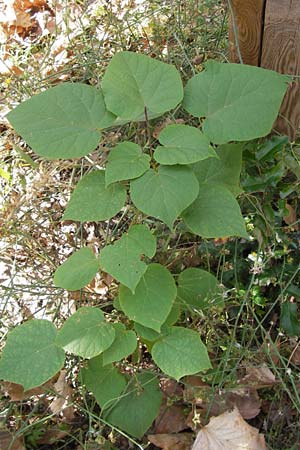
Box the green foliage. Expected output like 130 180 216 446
63 171 126 222
102 51 183 120
7 84 115 159
0 320 65 390
104 372 162 438
193 143 243 196
2 50 290 441
54 247 100 291
177 267 223 310
280 302 300 337
119 263 177 332
154 124 217 165
105 141 150 186
183 60 289 144
56 307 115 358
102 323 137 365
99 224 156 292
81 356 127 410
182 184 248 238
151 326 212 380
130 165 199 229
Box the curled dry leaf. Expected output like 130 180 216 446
191 407 267 450
49 370 74 422
148 433 194 450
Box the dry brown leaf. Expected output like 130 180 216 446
148 433 194 450
49 370 74 422
2 380 53 401
222 389 261 420
283 203 298 229
0 430 25 450
155 404 187 434
160 378 183 398
191 407 267 450
239 365 276 389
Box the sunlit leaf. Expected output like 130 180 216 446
56 307 115 359
7 84 115 159
102 51 183 121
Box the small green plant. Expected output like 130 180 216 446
0 51 290 439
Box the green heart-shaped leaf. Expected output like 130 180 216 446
130 166 199 229
154 124 217 165
183 61 289 144
119 263 177 332
99 224 156 292
182 184 247 238
0 320 65 390
151 326 212 380
63 171 126 222
7 83 115 159
54 247 100 291
56 307 115 359
102 51 183 121
105 141 150 186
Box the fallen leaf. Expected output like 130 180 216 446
160 378 183 398
239 365 276 389
155 403 187 433
191 407 267 450
0 430 25 450
49 370 74 422
222 389 261 420
2 380 53 401
148 433 193 450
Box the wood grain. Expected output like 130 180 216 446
228 0 265 65
261 0 300 140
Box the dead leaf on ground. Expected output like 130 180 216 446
160 378 183 398
191 407 267 450
49 370 75 422
0 430 25 450
239 365 276 389
155 403 187 434
148 433 194 450
2 379 53 401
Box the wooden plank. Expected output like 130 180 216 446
261 0 300 140
228 0 265 65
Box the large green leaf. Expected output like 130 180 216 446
183 61 289 144
134 303 181 343
151 326 212 380
7 83 115 159
154 124 216 165
99 224 156 293
192 143 243 196
119 263 177 332
102 323 137 365
102 51 183 121
280 302 300 337
177 268 223 310
81 355 126 410
105 372 162 438
63 171 126 222
56 307 115 359
105 142 150 186
182 184 247 238
130 166 199 229
0 320 65 390
54 247 100 291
